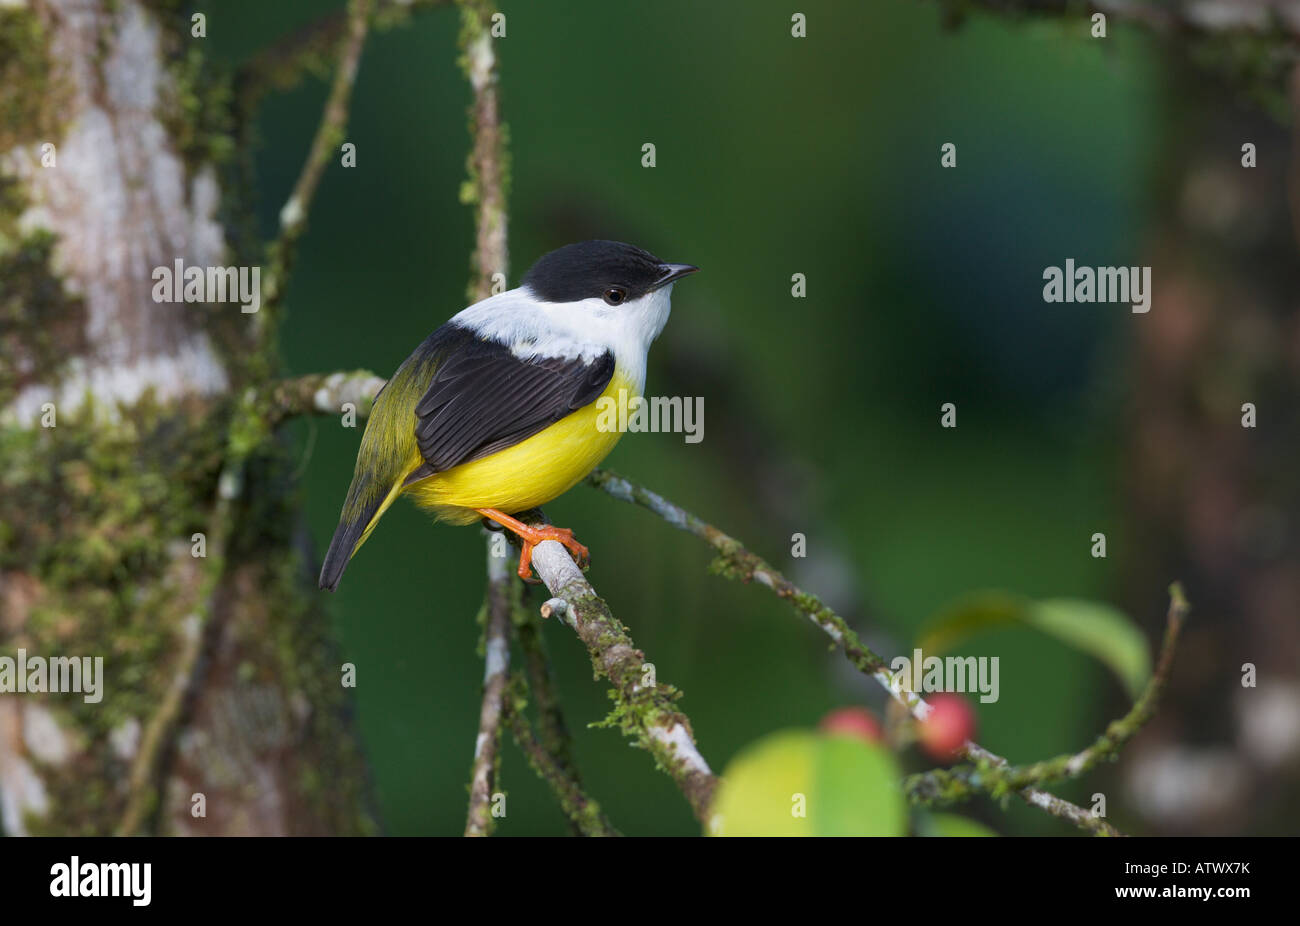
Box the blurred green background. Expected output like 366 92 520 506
209 0 1165 835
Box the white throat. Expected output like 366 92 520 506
450 284 676 392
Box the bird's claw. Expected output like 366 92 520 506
515 526 590 581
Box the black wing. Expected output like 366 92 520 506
411 325 615 475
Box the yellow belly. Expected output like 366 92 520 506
404 369 637 524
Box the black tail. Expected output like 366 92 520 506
318 494 385 592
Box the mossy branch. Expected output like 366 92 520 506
263 369 389 426
511 584 591 834
259 0 374 364
505 682 621 837
456 0 509 304
114 609 207 836
524 532 719 824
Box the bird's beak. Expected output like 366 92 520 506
654 263 700 288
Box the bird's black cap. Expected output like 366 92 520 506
521 240 698 303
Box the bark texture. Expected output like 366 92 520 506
0 0 374 836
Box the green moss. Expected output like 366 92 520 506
0 223 88 410
0 8 65 153
0 400 224 731
0 172 88 411
162 45 236 173
0 399 220 834
0 0 374 837
2 395 379 835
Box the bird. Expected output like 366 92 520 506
318 239 699 591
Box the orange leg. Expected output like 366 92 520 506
475 508 591 581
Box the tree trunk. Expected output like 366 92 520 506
0 0 374 836
1118 62 1300 835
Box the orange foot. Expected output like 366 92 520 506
475 508 591 581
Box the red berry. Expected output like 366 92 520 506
918 694 976 762
819 706 883 743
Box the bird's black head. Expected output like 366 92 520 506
521 240 698 306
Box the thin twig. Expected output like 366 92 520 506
584 468 1126 836
116 398 269 834
457 0 509 303
263 369 388 426
510 591 607 835
237 0 451 109
465 537 513 836
115 610 207 836
260 0 374 344
527 535 719 823
513 591 585 823
905 585 1189 804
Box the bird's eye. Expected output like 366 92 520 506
603 287 627 306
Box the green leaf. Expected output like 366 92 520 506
916 592 1026 657
1029 599 1151 700
922 813 999 837
708 730 906 836
709 731 814 837
918 593 1151 700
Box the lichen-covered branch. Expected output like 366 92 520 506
512 588 587 823
1024 789 1122 836
586 469 891 673
456 0 509 303
585 468 1125 836
260 0 373 346
464 537 513 836
507 587 617 835
264 370 389 426
905 585 1189 806
526 537 718 823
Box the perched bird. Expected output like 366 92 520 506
319 240 698 591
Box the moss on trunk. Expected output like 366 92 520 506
0 0 375 836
